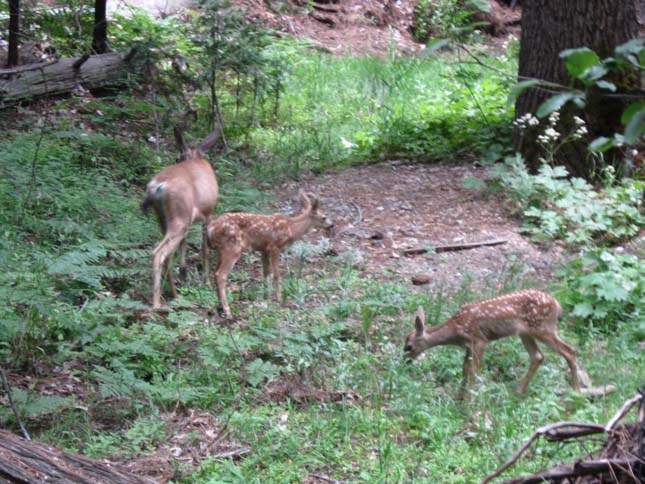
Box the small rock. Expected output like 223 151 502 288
411 274 431 285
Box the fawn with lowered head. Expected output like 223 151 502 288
142 127 220 308
403 290 592 396
207 190 334 318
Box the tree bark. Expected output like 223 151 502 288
515 0 643 178
7 0 20 67
91 0 109 54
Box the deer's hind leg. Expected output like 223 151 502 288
535 332 582 392
152 228 187 308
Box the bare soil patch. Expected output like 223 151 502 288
278 161 566 291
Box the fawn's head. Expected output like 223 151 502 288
299 190 334 232
403 306 428 360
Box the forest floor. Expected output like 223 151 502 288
276 160 565 291
117 0 520 56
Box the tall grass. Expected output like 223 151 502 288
244 47 515 178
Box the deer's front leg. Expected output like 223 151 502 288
261 251 271 298
214 247 242 318
460 340 486 399
269 249 282 303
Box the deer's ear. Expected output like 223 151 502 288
308 194 319 210
298 190 311 209
414 306 425 334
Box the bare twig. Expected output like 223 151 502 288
605 394 643 432
0 368 30 440
350 200 363 224
310 474 345 484
403 239 507 256
212 448 250 459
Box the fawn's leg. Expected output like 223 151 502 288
202 221 211 286
536 332 582 392
460 340 486 399
214 246 242 318
517 335 544 395
269 249 282 302
261 251 271 298
459 348 473 399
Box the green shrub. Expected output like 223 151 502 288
556 249 644 333
492 155 643 245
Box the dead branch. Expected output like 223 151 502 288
0 368 30 441
606 394 643 431
481 422 605 484
500 458 641 484
482 391 645 484
403 239 507 256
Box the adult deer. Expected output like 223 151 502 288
403 290 594 397
207 190 334 318
142 127 220 308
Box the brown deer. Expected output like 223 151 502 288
142 127 220 308
207 190 334 318
403 290 592 397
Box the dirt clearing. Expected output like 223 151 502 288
278 161 566 291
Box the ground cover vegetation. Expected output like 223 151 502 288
0 0 643 482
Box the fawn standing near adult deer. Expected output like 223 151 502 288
403 290 594 397
142 127 220 308
207 190 334 318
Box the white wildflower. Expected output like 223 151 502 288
340 137 356 149
544 127 559 140
573 116 585 126
632 149 639 157
548 111 560 125
528 116 540 126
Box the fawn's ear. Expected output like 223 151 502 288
414 306 425 334
308 193 319 210
298 189 311 208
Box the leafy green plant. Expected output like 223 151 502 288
412 0 486 43
492 155 643 245
556 249 644 333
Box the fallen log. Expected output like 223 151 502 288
0 430 155 483
0 49 144 106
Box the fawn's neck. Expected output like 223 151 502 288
285 209 314 241
423 318 463 348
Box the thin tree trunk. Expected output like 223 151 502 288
515 0 642 178
7 0 20 67
91 0 109 54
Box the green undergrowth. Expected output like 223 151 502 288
0 42 641 483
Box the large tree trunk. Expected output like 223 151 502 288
91 0 109 54
7 0 20 67
0 50 143 105
515 0 643 178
